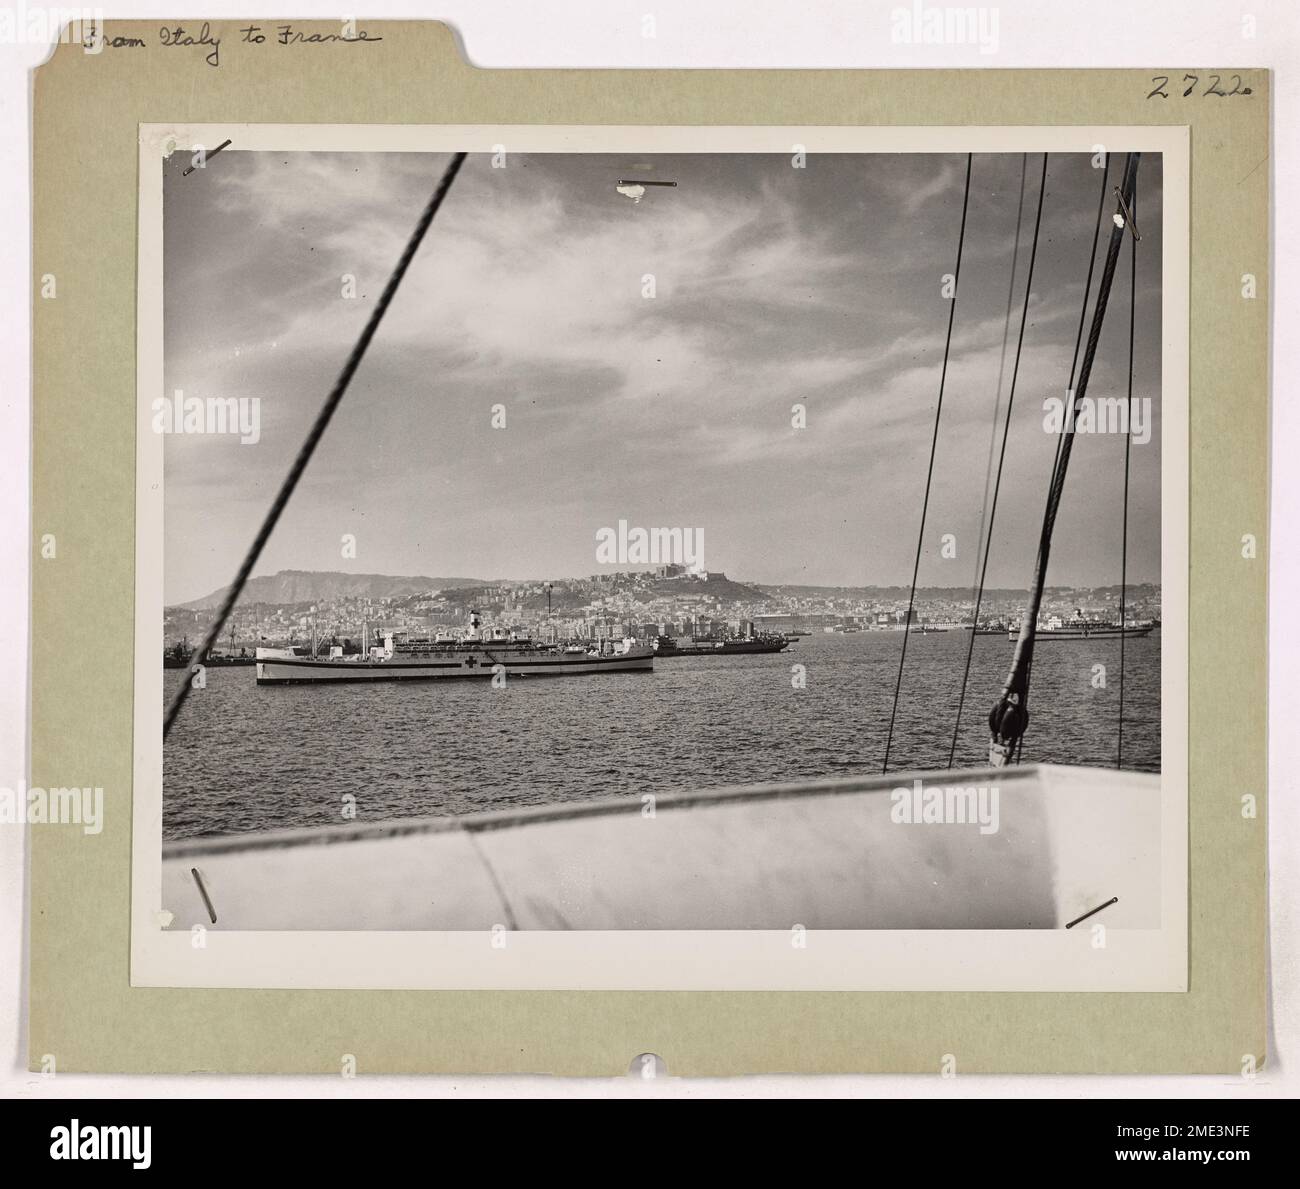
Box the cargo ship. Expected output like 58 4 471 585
255 612 654 684
653 633 789 657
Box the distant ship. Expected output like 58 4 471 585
964 620 1010 636
165 626 259 668
162 640 193 670
653 633 789 657
167 644 279 669
1008 609 1154 641
255 611 654 684
203 652 256 668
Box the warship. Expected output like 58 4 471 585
653 633 789 657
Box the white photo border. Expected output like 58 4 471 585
132 123 1189 991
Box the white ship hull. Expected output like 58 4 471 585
1007 625 1154 641
162 763 1159 931
255 647 654 684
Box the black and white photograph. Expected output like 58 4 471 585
132 125 1187 989
12 0 1288 1116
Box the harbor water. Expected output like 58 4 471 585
163 630 1161 840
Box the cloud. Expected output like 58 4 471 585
162 150 1163 600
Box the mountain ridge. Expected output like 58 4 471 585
177 569 1160 610
180 570 489 610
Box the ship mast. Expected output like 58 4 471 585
989 152 1141 766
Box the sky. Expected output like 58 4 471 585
162 149 1163 605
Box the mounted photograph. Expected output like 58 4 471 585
130 124 1188 991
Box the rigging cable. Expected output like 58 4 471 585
947 153 1048 766
163 152 469 738
882 153 973 773
1118 185 1138 768
1049 154 1113 492
1016 154 1111 766
969 155 1028 610
988 152 1141 766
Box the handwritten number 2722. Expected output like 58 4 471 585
1147 74 1252 99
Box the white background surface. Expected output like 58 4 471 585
0 0 1294 1098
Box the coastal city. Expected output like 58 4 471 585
163 563 1162 661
